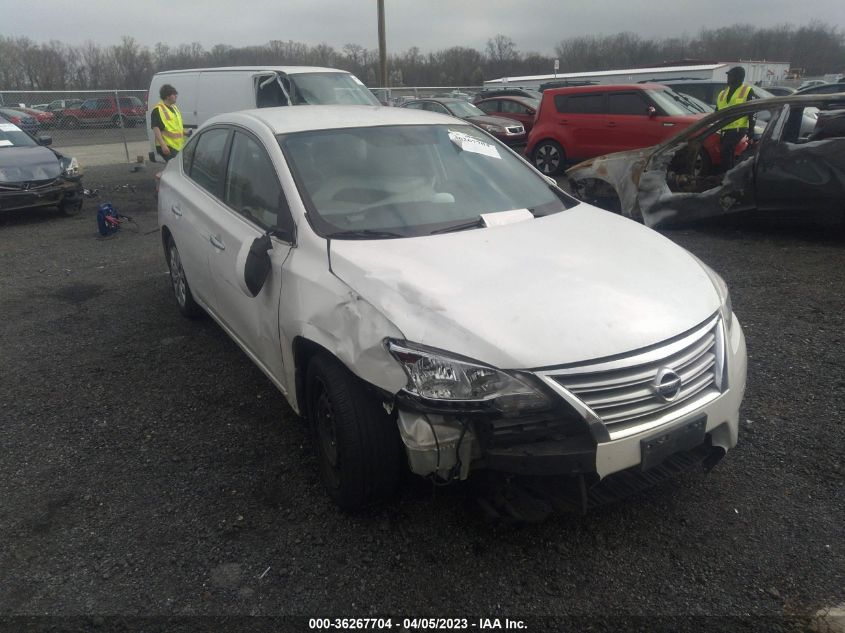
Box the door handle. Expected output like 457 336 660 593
558 120 568 125
662 122 676 127
607 122 618 128
209 235 226 250
170 204 182 217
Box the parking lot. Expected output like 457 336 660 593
0 164 842 629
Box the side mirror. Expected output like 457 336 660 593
647 106 657 118
37 135 52 146
240 234 273 298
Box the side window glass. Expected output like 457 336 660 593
189 128 230 197
554 94 605 114
566 94 605 114
501 100 519 114
181 135 198 174
404 102 425 110
477 101 497 114
224 132 283 229
81 100 96 110
607 92 648 115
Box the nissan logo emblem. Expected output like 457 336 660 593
652 368 683 402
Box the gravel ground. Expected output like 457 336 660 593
0 165 842 630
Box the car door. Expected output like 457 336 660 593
204 129 294 381
554 92 607 160
755 103 845 215
499 99 537 133
165 126 232 308
635 106 772 226
604 91 661 150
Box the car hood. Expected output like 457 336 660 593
465 114 522 128
329 205 719 370
0 146 61 183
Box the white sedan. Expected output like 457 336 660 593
157 105 747 512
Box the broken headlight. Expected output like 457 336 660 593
60 156 82 177
387 340 552 415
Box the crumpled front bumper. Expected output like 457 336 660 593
0 177 83 212
396 318 747 483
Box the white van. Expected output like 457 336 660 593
146 66 379 162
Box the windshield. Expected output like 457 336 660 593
446 101 486 118
647 89 705 116
281 124 575 239
290 72 380 106
0 121 37 148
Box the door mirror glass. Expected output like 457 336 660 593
37 136 52 146
648 106 657 118
243 234 273 297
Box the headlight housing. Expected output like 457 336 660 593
480 123 504 133
386 340 551 416
691 255 733 329
60 156 82 177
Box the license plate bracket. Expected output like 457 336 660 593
640 415 707 471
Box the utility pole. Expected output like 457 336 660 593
377 0 388 87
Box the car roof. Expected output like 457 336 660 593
152 66 349 76
545 83 666 95
206 105 462 134
475 95 537 106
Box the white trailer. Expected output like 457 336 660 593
485 61 791 89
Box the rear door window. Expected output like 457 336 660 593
554 93 605 114
188 128 231 198
224 131 285 229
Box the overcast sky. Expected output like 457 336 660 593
2 0 843 54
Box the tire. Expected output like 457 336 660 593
532 140 565 176
306 354 402 510
59 199 83 217
62 116 79 129
166 236 202 318
111 114 127 128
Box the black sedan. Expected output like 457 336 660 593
401 98 527 148
0 107 39 136
0 117 84 216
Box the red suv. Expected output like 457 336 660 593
526 84 708 175
59 96 146 129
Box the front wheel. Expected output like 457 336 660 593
306 354 402 511
112 114 127 128
166 236 202 318
532 140 565 176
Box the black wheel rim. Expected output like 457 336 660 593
313 377 341 489
535 144 560 174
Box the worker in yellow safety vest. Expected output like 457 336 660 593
715 66 755 170
151 84 191 162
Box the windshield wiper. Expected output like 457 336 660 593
327 228 405 239
429 217 484 234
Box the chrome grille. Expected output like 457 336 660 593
540 315 725 435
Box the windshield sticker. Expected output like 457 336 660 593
0 123 22 133
0 140 13 147
448 130 501 159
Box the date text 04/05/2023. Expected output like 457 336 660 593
308 618 528 630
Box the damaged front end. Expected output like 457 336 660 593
386 340 600 483
566 149 650 222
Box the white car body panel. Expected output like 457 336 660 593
330 206 719 370
157 105 747 491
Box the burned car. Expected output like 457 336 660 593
158 106 746 513
567 95 845 228
0 118 83 216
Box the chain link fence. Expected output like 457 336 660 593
1 86 510 166
0 90 150 166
